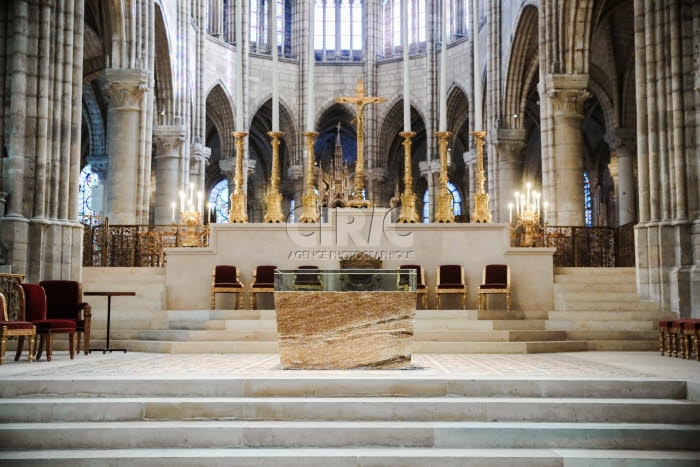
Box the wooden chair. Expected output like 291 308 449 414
435 265 467 310
293 265 324 291
39 280 92 355
250 265 277 310
19 283 76 362
399 265 427 309
210 265 244 310
0 292 36 364
478 264 511 311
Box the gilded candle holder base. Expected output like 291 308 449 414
347 197 373 209
471 130 492 223
433 131 454 223
229 193 248 223
397 131 419 223
397 191 419 223
298 191 320 223
298 131 320 223
264 131 285 223
228 131 249 223
264 190 284 223
180 211 203 247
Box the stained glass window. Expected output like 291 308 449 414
78 165 100 225
249 0 290 54
584 172 592 227
288 199 296 223
315 0 363 61
209 179 230 223
380 0 427 58
422 181 462 223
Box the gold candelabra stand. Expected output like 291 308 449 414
433 131 454 223
298 131 320 223
509 184 547 247
471 131 492 223
397 131 419 223
228 131 249 223
179 209 203 247
264 131 285 223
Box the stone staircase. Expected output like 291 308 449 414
1 374 699 465
547 268 676 351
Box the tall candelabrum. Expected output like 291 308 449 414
397 131 419 223
177 186 205 247
228 131 249 223
298 131 320 223
433 131 455 223
471 131 492 223
264 131 285 223
508 182 548 247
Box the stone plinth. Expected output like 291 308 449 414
274 291 416 369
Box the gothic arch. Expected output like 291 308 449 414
504 4 538 130
154 2 175 124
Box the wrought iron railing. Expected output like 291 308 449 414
82 219 209 267
539 222 636 268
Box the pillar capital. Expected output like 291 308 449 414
189 144 212 177
153 125 186 158
219 157 255 178
103 68 150 110
463 150 476 167
493 128 527 162
287 164 304 181
419 160 441 178
86 158 108 179
608 155 619 180
366 167 386 183
605 128 636 158
545 74 591 115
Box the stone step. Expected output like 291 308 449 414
3 397 699 424
553 283 639 293
2 448 700 467
414 341 588 354
548 311 673 321
108 329 280 342
555 267 637 276
553 301 661 312
554 291 644 303
491 320 547 330
2 421 698 450
414 330 566 343
586 340 660 351
545 320 658 331
2 377 686 399
168 310 277 320
564 330 659 341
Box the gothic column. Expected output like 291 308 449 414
545 74 591 226
209 0 224 39
420 160 441 222
104 68 149 225
190 142 211 203
153 126 186 224
463 151 477 221
287 165 304 222
607 129 637 226
367 168 386 207
494 128 526 223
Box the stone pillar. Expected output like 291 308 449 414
103 68 149 225
545 74 590 226
287 165 304 222
190 142 212 202
607 129 637 226
209 0 224 39
463 150 477 221
420 160 441 222
153 126 186 225
494 128 526 223
367 167 386 207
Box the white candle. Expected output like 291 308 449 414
472 0 482 130
271 0 279 132
508 203 513 224
235 0 244 131
438 0 448 132
306 1 315 131
171 202 175 224
514 192 519 213
402 0 411 132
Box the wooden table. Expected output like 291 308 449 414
84 291 135 354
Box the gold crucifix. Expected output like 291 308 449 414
335 79 386 208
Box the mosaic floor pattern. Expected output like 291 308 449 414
0 352 656 379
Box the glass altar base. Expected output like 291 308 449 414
274 269 417 370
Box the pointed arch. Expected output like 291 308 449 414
504 4 538 129
154 2 175 124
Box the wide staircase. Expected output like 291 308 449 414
1 374 699 465
71 267 673 354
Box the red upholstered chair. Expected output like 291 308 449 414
39 280 92 355
435 265 467 310
19 283 76 362
250 265 277 310
682 320 700 361
399 265 427 309
293 265 323 291
0 292 36 364
211 266 243 310
478 264 511 311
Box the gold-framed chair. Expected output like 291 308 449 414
0 292 36 364
292 265 324 291
478 264 511 311
210 265 244 310
250 265 277 310
435 265 467 310
399 265 427 309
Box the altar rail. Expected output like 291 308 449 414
82 220 634 268
82 219 209 267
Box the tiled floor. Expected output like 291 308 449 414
2 351 690 379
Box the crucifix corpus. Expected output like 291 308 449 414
335 79 386 208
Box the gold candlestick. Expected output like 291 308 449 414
298 131 320 223
335 80 386 208
264 131 285 223
397 131 419 223
433 131 455 223
228 132 249 223
180 209 203 247
471 130 492 223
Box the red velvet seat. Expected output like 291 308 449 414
0 292 36 364
211 266 243 310
478 264 511 311
250 266 277 310
19 283 76 362
399 265 427 309
293 266 323 291
435 265 467 310
39 280 92 355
